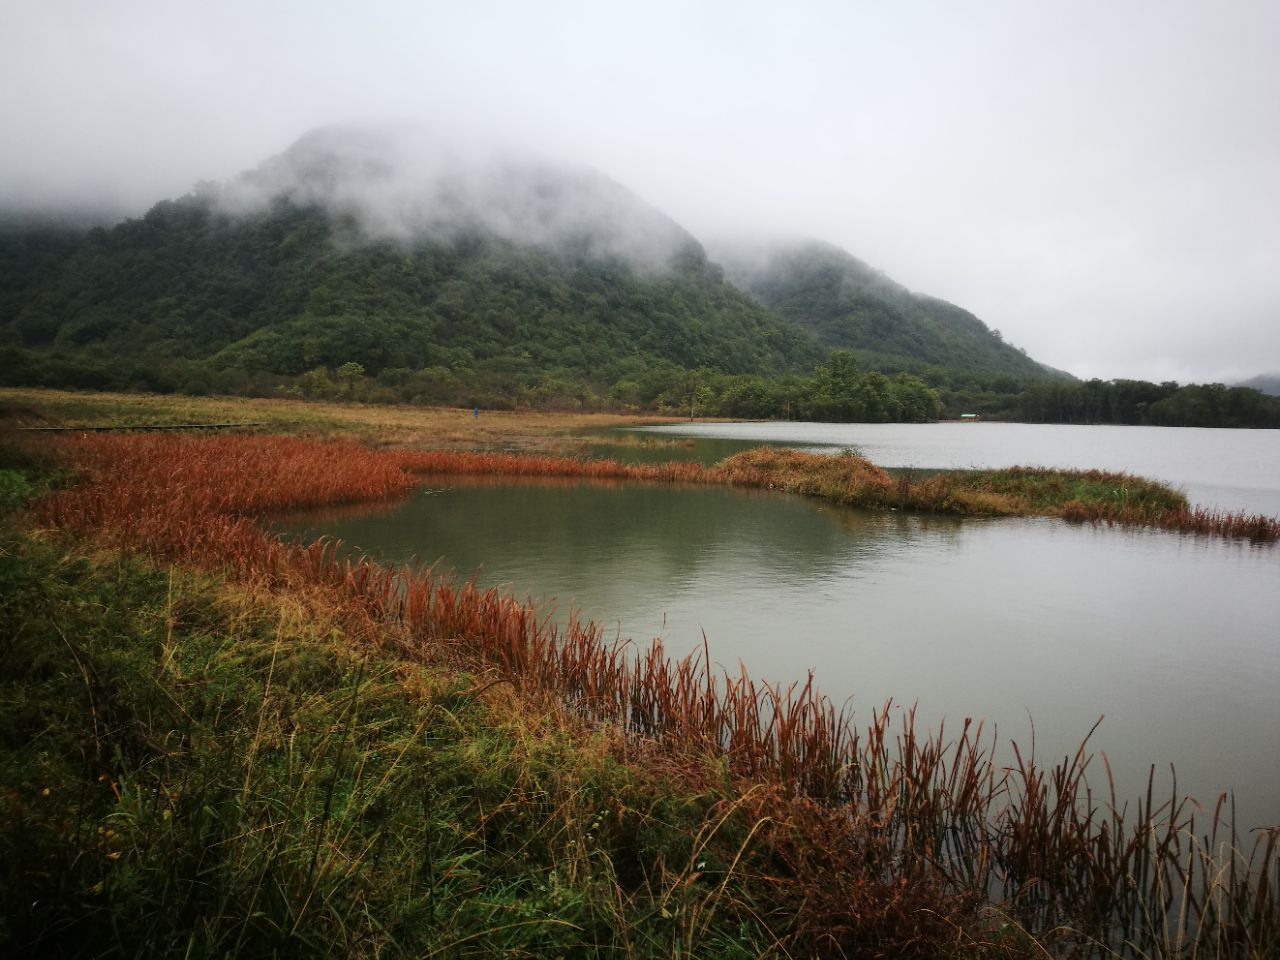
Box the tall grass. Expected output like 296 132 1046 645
1 536 801 958
26 432 1280 956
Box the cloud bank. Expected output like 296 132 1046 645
215 123 700 271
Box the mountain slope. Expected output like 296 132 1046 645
7 198 821 378
1236 373 1280 397
1 126 825 390
717 239 1058 381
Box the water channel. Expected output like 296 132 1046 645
277 422 1280 833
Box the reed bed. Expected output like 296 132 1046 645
27 432 1280 956
394 446 1280 542
719 450 1280 542
398 449 712 483
1060 498 1280 543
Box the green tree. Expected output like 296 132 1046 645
335 361 366 399
298 366 338 400
808 351 862 420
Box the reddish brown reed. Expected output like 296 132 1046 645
399 449 712 485
27 432 1280 955
404 446 1280 542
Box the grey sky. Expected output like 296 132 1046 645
3 0 1277 383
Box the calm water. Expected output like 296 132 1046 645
632 421 1280 515
278 460 1280 832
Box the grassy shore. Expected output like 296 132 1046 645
6 386 1277 541
2 447 1021 959
0 386 671 454
2 389 1279 957
1 534 807 957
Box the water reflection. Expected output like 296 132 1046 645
280 477 965 621
276 477 1280 831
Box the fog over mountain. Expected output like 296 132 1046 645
710 237 1053 380
1237 374 1280 398
2 0 1278 384
217 124 700 271
711 238 916 313
0 123 839 403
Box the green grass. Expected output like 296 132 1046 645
954 466 1188 515
0 534 777 958
0 469 35 513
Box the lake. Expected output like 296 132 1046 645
630 420 1280 515
277 422 1280 833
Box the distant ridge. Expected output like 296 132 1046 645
715 239 1063 381
1236 373 1280 397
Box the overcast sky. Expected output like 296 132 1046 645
2 0 1277 383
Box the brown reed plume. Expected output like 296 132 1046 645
28 432 1280 955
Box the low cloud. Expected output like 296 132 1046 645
215 123 700 271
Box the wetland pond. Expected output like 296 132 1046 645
278 422 1280 832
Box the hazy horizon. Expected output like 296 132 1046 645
3 0 1277 384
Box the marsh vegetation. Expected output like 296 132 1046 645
2 401 1276 956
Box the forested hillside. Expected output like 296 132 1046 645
717 240 1054 381
1 195 822 403
0 126 840 407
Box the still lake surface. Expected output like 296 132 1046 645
632 420 1280 516
278 422 1280 831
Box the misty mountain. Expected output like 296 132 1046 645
1236 373 1280 397
221 124 703 271
0 124 1077 416
715 239 1058 381
1 125 826 391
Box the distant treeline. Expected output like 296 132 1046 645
948 376 1280 428
0 346 941 423
6 344 1277 428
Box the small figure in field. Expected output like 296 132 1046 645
473 407 479 418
